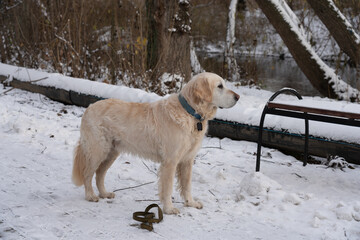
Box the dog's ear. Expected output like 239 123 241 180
192 76 212 105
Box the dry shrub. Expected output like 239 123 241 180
0 0 150 87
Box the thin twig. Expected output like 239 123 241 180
208 189 216 197
1 87 14 95
230 165 243 169
135 199 183 204
261 159 276 164
142 160 158 176
193 0 215 9
196 151 209 161
55 34 80 57
113 181 155 192
208 190 219 202
5 1 23 11
29 77 48 83
292 173 308 180
202 146 223 150
135 199 160 202
230 165 248 173
261 159 292 167
202 139 222 150
41 146 47 154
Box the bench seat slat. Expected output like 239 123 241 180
268 102 360 120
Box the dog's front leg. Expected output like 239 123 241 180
158 162 179 214
177 160 203 209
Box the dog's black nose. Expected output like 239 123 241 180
234 93 240 101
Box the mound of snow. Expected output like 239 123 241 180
353 207 360 221
282 193 302 205
238 172 282 196
332 202 360 222
334 202 355 221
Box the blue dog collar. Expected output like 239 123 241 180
178 94 204 131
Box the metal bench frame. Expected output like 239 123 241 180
256 88 360 172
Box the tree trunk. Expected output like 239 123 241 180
146 0 192 94
254 0 359 101
146 0 164 73
110 0 117 85
225 0 240 81
169 0 192 82
307 0 360 66
190 38 204 74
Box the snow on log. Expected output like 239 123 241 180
0 63 161 103
326 0 360 44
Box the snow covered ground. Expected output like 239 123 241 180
1 82 360 239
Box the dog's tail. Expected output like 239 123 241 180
72 141 86 186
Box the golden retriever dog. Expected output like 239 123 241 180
72 72 239 214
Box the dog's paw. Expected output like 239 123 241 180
99 192 115 199
163 206 180 215
185 200 203 209
86 193 100 202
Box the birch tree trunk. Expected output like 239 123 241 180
255 0 359 101
306 0 360 66
190 39 204 74
110 0 117 85
225 0 240 81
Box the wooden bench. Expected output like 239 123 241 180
256 88 360 172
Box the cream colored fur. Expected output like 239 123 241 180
72 72 239 214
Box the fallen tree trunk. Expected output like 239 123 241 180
4 77 103 107
254 0 359 102
306 0 360 66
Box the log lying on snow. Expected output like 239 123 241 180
1 75 360 165
9 77 104 107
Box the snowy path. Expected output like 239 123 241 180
1 86 360 240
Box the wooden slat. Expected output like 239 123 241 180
268 102 360 119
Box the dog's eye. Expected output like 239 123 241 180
218 84 223 89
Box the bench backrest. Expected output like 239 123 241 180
268 102 360 120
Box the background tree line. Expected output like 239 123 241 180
0 0 359 97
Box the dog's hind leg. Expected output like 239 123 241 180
96 143 119 199
82 140 111 202
84 169 100 202
177 160 203 209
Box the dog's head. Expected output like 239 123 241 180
181 72 240 112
